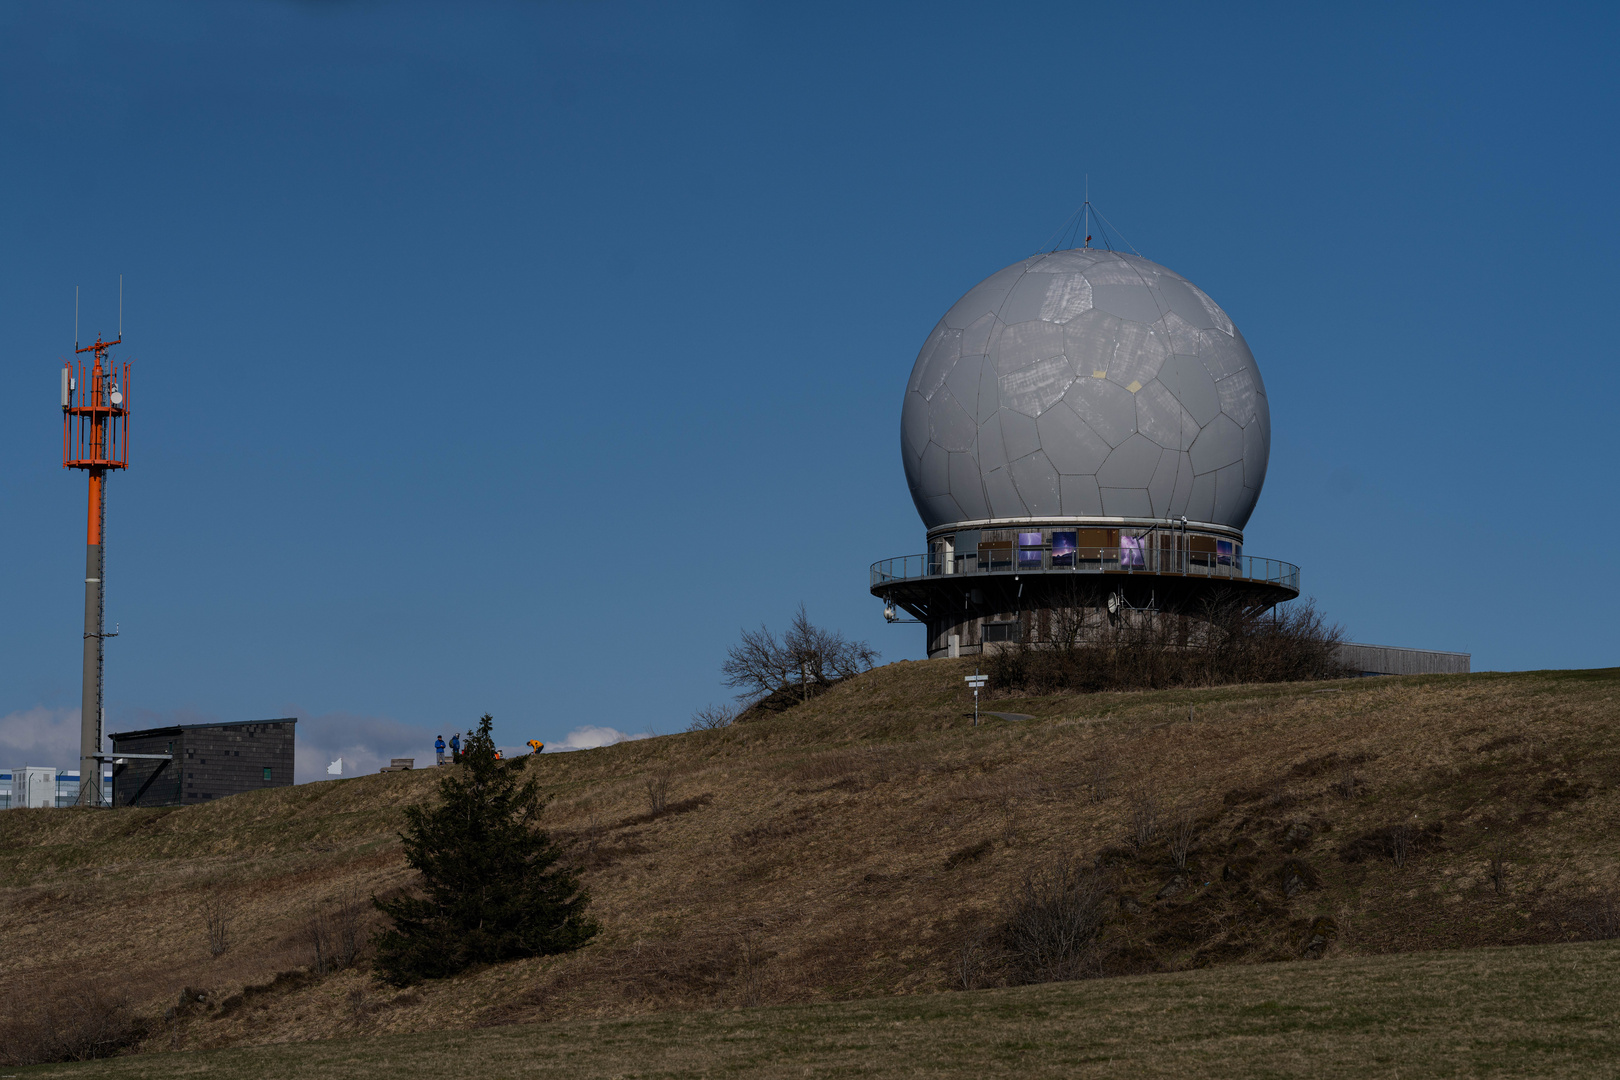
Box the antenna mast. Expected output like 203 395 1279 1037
1082 179 1095 250
61 294 131 809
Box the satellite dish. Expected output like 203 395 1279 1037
1107 592 1120 615
110 389 123 405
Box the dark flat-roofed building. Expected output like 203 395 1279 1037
108 719 295 807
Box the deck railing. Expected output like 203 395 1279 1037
870 548 1300 592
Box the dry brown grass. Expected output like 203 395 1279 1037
2 663 1617 1061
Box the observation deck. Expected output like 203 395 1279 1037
870 545 1300 630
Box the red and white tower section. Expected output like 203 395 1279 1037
62 335 131 807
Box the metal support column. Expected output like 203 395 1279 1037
78 469 106 807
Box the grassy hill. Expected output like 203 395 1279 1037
1 663 1617 1063
25 940 1620 1079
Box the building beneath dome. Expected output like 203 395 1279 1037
871 245 1300 658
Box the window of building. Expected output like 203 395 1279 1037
263 767 272 781
983 614 1022 643
978 541 1013 571
1076 528 1114 564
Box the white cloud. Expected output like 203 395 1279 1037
543 725 650 752
286 708 439 783
0 707 81 770
0 705 655 783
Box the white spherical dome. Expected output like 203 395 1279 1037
901 250 1270 531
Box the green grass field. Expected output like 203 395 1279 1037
23 940 1620 1079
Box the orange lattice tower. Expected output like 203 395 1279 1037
62 332 131 807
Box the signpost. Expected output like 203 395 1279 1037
965 670 988 726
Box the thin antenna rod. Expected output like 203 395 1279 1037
75 286 80 348
118 275 123 339
1084 175 1090 248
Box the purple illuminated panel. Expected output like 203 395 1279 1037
1018 532 1043 569
1051 531 1077 568
1217 539 1236 566
1121 535 1146 568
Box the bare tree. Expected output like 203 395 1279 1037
1488 845 1509 896
721 625 795 702
1576 893 1619 940
734 932 768 1008
307 886 366 975
1084 748 1113 804
201 894 230 958
580 813 604 863
1167 806 1197 871
644 771 672 816
1129 791 1160 850
1388 824 1413 869
1333 759 1359 799
687 703 739 732
721 603 877 704
787 605 879 683
956 929 992 991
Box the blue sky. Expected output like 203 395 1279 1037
3 2 1616 780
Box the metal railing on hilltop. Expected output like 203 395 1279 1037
870 548 1300 592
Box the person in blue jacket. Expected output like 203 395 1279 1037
435 734 447 766
449 732 461 763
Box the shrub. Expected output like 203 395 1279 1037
1488 845 1509 896
687 703 738 731
644 770 672 816
1167 806 1197 871
372 714 599 986
201 892 230 957
309 885 368 974
1574 893 1620 940
989 597 1350 695
1084 747 1115 803
998 859 1109 984
1128 791 1160 850
956 929 992 991
1337 822 1444 865
0 978 145 1066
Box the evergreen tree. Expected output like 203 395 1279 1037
372 714 597 985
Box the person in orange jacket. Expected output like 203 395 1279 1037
527 740 545 754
